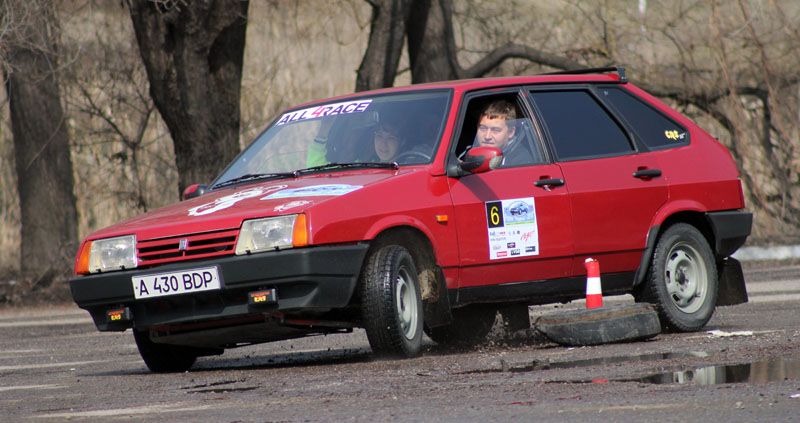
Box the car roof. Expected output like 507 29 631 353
289 73 626 110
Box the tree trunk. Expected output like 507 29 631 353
3 0 78 281
404 0 580 83
356 0 411 92
127 0 249 193
406 0 461 83
359 0 581 86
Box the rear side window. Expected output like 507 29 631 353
599 87 688 149
530 90 633 161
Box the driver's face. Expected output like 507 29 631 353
477 116 515 150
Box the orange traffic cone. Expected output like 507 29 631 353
584 258 603 309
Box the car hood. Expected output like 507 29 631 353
87 170 405 241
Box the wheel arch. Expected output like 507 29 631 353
366 226 437 299
634 209 715 287
363 225 453 327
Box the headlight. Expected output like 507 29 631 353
235 214 307 255
88 235 137 273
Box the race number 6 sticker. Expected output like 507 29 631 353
486 201 504 228
485 198 540 260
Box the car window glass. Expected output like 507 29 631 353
599 87 688 148
215 92 449 183
455 94 545 167
530 90 633 160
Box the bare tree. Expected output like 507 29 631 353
127 0 249 193
358 0 582 88
355 0 410 91
59 4 176 221
0 0 78 282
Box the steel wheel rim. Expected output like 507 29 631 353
664 241 708 314
395 267 418 340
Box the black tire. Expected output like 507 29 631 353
534 303 661 346
425 305 497 348
635 223 718 332
133 330 198 373
360 245 424 357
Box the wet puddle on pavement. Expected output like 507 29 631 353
456 352 800 386
538 351 708 370
623 355 800 385
457 351 708 375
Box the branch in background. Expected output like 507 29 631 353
356 0 410 91
461 43 584 78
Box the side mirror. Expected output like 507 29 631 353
459 146 503 175
182 183 207 201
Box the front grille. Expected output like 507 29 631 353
137 229 239 266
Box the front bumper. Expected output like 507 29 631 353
70 243 369 332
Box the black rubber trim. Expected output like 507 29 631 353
542 66 628 83
452 272 635 307
634 226 660 286
705 210 753 258
422 266 453 328
70 244 369 330
717 257 748 306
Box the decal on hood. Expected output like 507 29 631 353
273 200 311 212
262 184 363 199
188 185 287 216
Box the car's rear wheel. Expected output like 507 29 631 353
133 330 198 373
636 223 718 332
360 244 424 357
425 305 497 348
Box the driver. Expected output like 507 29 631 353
475 100 533 166
372 118 405 162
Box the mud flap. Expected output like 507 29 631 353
423 267 453 328
498 304 531 332
717 257 748 306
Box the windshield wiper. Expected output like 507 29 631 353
212 172 295 189
214 163 398 189
293 162 399 175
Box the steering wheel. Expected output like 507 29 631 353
394 149 432 164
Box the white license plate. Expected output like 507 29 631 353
132 267 221 299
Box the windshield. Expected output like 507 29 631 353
214 91 450 187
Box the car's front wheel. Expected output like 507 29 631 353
133 330 198 373
360 244 424 357
636 223 718 332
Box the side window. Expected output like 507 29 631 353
599 87 688 149
530 90 633 161
455 93 545 167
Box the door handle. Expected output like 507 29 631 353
534 178 565 188
633 169 662 179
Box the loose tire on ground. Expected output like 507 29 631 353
425 305 497 348
534 303 661 346
133 330 198 373
360 245 424 357
635 223 718 332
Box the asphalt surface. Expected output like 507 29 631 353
1 262 800 422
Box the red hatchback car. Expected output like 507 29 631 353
70 68 751 372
